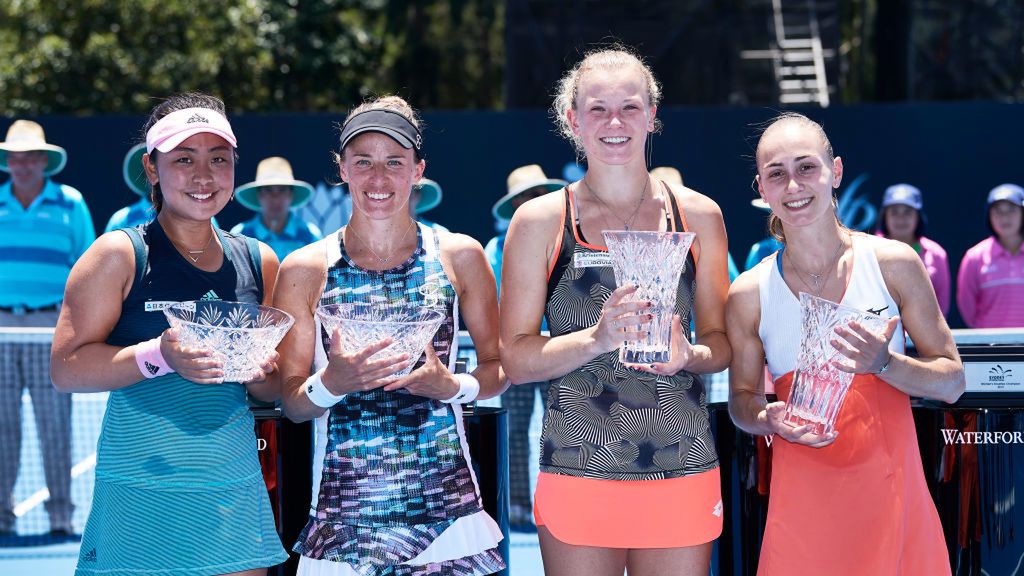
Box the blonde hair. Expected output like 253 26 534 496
551 46 662 154
754 112 838 244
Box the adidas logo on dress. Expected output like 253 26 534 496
82 548 97 562
201 290 219 301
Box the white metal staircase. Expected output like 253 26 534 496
741 0 834 106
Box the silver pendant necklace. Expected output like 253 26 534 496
583 175 650 230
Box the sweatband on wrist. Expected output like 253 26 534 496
304 368 345 409
443 373 480 404
135 336 174 379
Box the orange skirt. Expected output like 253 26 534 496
534 469 722 549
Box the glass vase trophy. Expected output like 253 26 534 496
602 230 696 364
784 292 888 435
316 302 445 377
164 300 295 382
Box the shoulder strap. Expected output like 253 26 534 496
545 189 575 298
661 182 686 232
119 225 148 286
244 235 264 303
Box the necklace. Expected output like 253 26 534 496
786 232 849 295
583 175 649 231
346 220 416 265
169 228 215 264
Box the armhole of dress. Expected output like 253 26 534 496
120 225 148 287
544 190 575 311
243 236 265 304
327 228 343 268
756 255 775 351
421 222 438 261
545 190 569 283
664 184 697 272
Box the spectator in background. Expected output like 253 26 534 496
485 163 565 532
875 184 950 317
745 197 783 271
410 177 449 232
231 156 322 261
0 120 95 539
651 166 739 281
957 184 1024 327
105 144 152 232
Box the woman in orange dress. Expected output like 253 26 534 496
726 112 965 575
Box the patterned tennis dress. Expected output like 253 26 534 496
294 224 504 576
540 188 719 480
531 187 723 549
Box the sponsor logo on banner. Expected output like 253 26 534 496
941 429 1024 445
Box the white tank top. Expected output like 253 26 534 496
757 233 905 382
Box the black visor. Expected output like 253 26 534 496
339 109 423 153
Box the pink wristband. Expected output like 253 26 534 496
135 336 174 379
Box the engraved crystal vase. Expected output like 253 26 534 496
602 230 696 364
784 292 889 435
315 302 445 377
164 300 295 382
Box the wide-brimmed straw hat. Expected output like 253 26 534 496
415 178 442 214
492 164 566 221
123 143 148 197
0 120 67 176
235 157 315 212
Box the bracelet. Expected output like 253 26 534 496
135 336 174 379
304 368 345 409
443 373 480 404
875 352 893 375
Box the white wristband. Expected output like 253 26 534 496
303 368 345 409
443 373 480 404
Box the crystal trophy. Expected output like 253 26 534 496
164 300 295 382
784 292 889 435
602 230 696 364
316 302 445 377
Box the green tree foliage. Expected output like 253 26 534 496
0 0 504 114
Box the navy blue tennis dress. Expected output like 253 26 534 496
75 221 287 575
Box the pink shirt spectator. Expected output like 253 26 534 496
874 233 950 316
918 236 950 316
957 236 1024 327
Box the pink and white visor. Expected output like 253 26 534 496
145 107 237 154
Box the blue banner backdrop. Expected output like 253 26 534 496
3 101 1021 328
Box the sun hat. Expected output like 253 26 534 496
0 120 67 176
492 164 566 221
122 143 149 196
414 178 442 214
234 157 315 212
